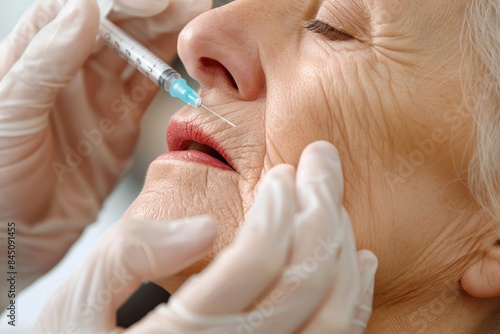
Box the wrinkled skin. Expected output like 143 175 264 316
123 0 500 332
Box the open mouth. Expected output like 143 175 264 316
166 120 236 172
185 141 232 168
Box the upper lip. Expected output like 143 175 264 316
166 119 235 171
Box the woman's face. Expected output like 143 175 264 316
124 0 480 305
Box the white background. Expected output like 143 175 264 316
0 1 191 332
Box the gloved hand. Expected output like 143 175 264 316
0 0 212 310
31 141 378 334
30 215 218 334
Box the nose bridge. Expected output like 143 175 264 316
177 0 321 99
217 0 317 47
180 0 320 58
216 1 286 49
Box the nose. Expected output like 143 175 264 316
177 4 266 101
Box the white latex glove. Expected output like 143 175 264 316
0 0 212 310
30 215 218 334
32 141 378 334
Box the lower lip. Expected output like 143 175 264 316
156 151 234 171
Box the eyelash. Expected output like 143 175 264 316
306 20 353 41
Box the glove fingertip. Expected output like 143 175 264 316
358 250 378 272
107 217 217 280
119 215 217 247
301 141 341 172
172 215 218 245
248 164 296 214
306 140 340 159
242 164 296 232
357 250 378 293
296 140 345 206
113 0 171 17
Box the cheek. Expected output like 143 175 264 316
263 63 341 169
262 44 385 170
262 45 403 247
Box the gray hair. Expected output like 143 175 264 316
465 0 500 332
467 0 500 230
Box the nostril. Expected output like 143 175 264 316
200 57 239 91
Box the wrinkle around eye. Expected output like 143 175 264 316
319 0 371 40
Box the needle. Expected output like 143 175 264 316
97 17 236 128
201 104 236 127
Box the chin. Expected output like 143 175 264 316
122 112 246 292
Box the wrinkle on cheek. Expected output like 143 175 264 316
313 58 380 169
312 55 404 235
354 60 411 154
234 143 267 217
239 149 278 223
263 138 289 169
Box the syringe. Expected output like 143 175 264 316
98 18 235 127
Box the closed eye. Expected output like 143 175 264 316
305 20 353 42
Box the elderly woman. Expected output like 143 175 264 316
132 0 500 331
1 0 499 332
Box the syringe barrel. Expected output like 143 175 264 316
158 68 182 92
98 18 181 92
